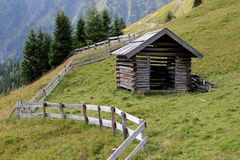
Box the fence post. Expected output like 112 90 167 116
139 119 147 152
108 38 111 46
42 102 47 118
42 88 47 100
94 43 97 50
57 74 61 83
59 103 66 119
121 112 128 139
118 36 120 43
111 106 116 136
83 104 89 124
16 102 21 119
97 105 103 128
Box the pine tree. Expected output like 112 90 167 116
20 29 38 83
193 0 203 8
49 11 73 67
101 9 111 39
75 17 86 47
111 16 123 36
120 18 126 30
38 30 51 73
85 8 105 43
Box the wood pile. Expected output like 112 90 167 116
190 75 213 92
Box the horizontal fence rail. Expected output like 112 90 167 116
14 101 148 159
73 34 138 54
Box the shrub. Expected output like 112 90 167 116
193 0 203 8
165 11 175 23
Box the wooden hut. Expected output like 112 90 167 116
112 28 203 93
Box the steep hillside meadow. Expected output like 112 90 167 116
1 0 240 159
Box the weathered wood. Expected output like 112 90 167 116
121 112 128 139
97 105 103 128
111 106 116 136
16 102 21 119
82 104 88 123
139 51 189 57
42 102 47 118
139 120 147 152
107 122 146 160
59 103 66 119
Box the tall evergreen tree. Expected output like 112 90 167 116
49 11 73 67
20 29 38 83
101 9 111 39
75 17 86 47
111 16 123 36
85 8 105 43
120 18 126 30
38 30 51 73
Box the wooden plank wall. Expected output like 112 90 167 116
167 57 176 89
175 57 191 91
135 55 150 92
116 57 136 91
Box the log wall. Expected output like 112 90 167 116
175 57 191 91
116 57 136 91
135 55 151 92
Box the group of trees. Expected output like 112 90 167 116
76 9 126 47
20 9 126 84
21 29 51 83
0 59 21 95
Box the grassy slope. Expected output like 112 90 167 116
124 0 193 34
1 0 240 159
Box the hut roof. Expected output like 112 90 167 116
112 28 203 59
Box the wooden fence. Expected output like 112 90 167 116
73 34 137 54
15 101 148 160
28 33 142 105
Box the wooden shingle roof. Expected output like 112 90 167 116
112 28 203 59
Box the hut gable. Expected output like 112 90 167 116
113 28 203 93
112 28 203 59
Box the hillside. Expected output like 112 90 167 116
0 0 170 62
1 0 240 159
124 0 193 34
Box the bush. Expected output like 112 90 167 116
193 0 203 8
165 11 175 23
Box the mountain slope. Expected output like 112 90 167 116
124 0 194 33
0 0 171 62
1 0 240 159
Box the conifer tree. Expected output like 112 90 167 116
85 8 105 43
38 30 51 73
49 11 73 67
120 18 126 30
101 9 111 39
20 29 38 83
75 17 86 47
111 16 123 36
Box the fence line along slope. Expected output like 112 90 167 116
14 101 148 159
